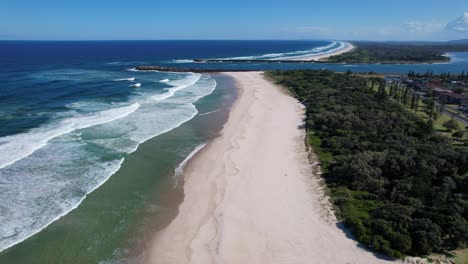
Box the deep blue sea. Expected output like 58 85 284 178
0 40 467 262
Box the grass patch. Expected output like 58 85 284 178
454 249 468 264
331 187 382 221
307 132 332 171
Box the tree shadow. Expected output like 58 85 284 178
335 222 397 262
297 123 306 130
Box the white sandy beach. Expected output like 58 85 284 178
145 71 394 264
291 41 355 61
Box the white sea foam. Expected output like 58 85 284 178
114 77 135 81
0 157 125 254
217 41 340 60
31 69 140 84
106 61 146 65
159 79 170 83
173 143 207 188
131 83 142 88
275 41 346 60
151 73 201 101
172 59 194 63
0 72 217 253
199 109 221 116
175 143 207 176
0 103 140 170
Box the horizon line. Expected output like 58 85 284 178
0 39 464 42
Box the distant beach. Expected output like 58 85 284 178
145 72 392 264
190 41 355 63
288 41 355 61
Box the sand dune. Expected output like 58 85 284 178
145 72 395 264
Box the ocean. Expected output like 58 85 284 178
0 40 467 263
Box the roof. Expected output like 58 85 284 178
438 91 468 99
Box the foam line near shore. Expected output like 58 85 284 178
0 73 217 254
173 143 207 188
283 41 355 61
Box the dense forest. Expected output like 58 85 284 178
266 70 468 258
327 42 468 63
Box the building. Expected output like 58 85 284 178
436 91 468 105
384 75 403 84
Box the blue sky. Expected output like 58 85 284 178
1 0 468 40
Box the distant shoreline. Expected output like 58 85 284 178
133 41 459 69
296 41 355 61
190 41 355 63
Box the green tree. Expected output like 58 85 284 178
402 87 409 106
432 105 439 120
452 130 464 140
453 87 464 94
414 94 420 112
410 93 416 110
443 119 460 132
267 70 468 259
439 103 445 115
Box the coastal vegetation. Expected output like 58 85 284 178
327 42 468 63
363 72 468 143
267 70 468 259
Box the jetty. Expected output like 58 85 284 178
193 59 322 63
135 66 257 73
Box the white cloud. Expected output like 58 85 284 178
445 11 468 33
402 21 444 34
289 12 468 41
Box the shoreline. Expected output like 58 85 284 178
290 41 355 61
0 74 238 264
145 71 394 264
